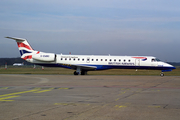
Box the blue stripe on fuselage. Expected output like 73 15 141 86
34 63 175 71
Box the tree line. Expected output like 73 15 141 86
0 58 33 66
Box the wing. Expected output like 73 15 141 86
60 63 97 71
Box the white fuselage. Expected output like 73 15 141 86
27 53 174 72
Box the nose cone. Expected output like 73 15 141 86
164 63 176 70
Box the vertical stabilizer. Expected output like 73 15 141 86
5 37 35 60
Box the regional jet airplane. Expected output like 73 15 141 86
6 37 176 76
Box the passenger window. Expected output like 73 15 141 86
78 58 80 61
61 58 63 60
82 59 84 61
74 58 75 61
92 59 94 61
119 59 121 62
105 59 107 61
114 59 116 61
69 58 71 60
124 59 126 62
110 59 112 61
96 59 98 61
129 60 131 62
101 59 103 61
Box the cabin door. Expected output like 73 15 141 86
135 59 140 66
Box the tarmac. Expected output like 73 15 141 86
0 75 180 120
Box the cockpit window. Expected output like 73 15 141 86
152 58 161 62
155 58 161 61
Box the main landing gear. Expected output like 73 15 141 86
160 72 164 77
74 66 88 75
74 71 87 75
74 71 79 75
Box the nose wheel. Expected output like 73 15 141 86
160 72 164 77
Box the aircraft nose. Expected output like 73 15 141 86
171 66 176 70
164 63 176 70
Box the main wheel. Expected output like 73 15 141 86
74 71 79 75
81 71 87 75
160 73 164 77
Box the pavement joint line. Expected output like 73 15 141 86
54 103 90 106
12 105 61 120
64 106 102 120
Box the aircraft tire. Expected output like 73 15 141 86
74 71 79 75
81 71 87 75
160 73 164 77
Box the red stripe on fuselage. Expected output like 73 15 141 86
17 42 33 50
132 57 147 59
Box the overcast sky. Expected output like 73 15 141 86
0 0 180 62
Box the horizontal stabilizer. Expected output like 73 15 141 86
5 37 26 42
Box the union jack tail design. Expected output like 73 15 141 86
5 37 35 60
